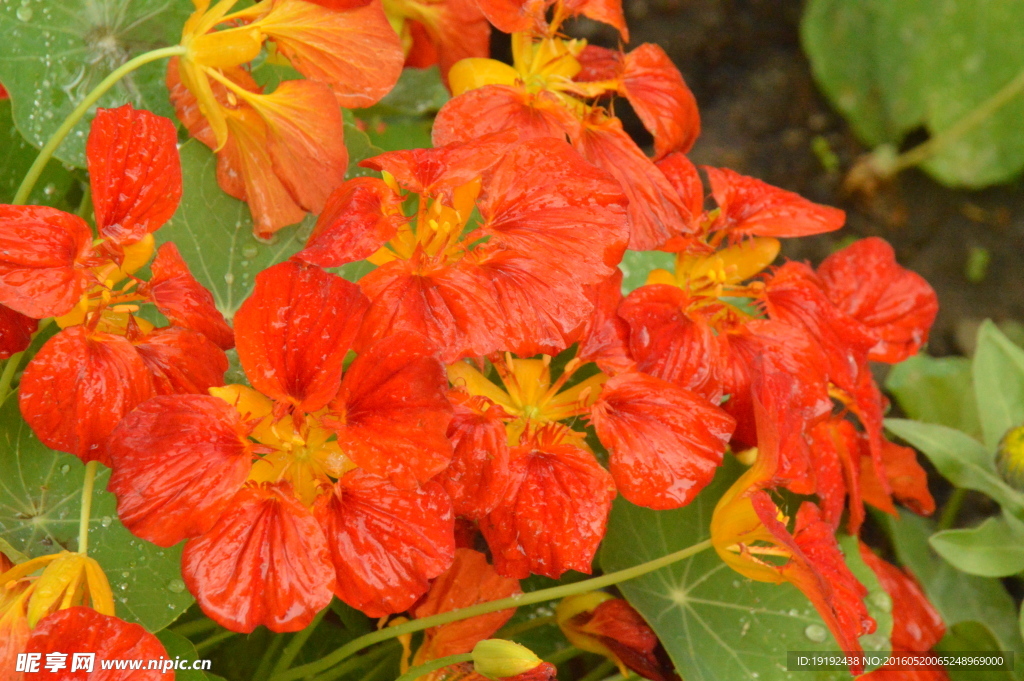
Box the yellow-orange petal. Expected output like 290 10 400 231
449 58 520 96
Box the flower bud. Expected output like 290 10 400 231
471 639 544 680
998 424 1024 491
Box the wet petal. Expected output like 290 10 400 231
133 326 228 396
0 304 37 359
149 242 235 350
438 394 512 519
432 85 579 147
618 44 699 158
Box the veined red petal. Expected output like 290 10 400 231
432 86 579 147
619 285 725 403
575 44 621 82
86 104 182 244
705 166 845 237
234 260 369 412
618 44 699 158
817 237 938 364
439 394 512 519
562 0 628 38
182 483 335 633
412 548 521 663
480 137 627 276
315 470 455 617
859 544 945 651
572 116 691 251
357 259 502 363
133 327 228 396
149 243 235 350
0 206 93 319
402 0 491 83
361 130 517 200
482 442 616 579
296 177 404 267
24 608 167 681
331 331 453 488
247 80 349 214
0 304 37 359
592 372 734 509
561 598 676 681
18 327 155 465
108 395 251 547
655 152 704 227
576 270 634 375
473 0 546 34
806 417 864 533
257 0 404 108
860 438 935 517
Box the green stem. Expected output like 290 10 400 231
0 352 23 404
12 44 187 205
171 617 220 640
498 614 557 639
394 653 473 681
76 461 99 555
309 643 398 681
270 538 713 681
578 659 616 681
271 608 327 676
886 65 1024 175
195 629 237 655
254 636 288 681
938 488 967 531
544 646 583 666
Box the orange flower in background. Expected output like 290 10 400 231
0 105 232 465
106 260 456 631
296 134 629 363
168 0 404 236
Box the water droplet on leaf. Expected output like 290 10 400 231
16 6 33 21
167 579 186 594
100 516 112 527
804 624 828 643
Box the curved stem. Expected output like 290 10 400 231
497 614 556 639
0 352 24 404
394 653 473 681
270 538 714 681
270 607 326 676
76 461 99 555
13 44 187 205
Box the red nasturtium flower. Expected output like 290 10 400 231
0 104 232 465
1 552 168 681
168 0 404 236
380 0 491 83
106 260 456 632
295 134 629 364
433 0 699 250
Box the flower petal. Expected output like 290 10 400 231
257 0 404 108
235 260 369 412
182 483 335 633
483 441 616 579
439 394 512 519
401 0 491 83
817 237 938 364
571 116 691 251
860 438 935 517
706 166 845 237
132 327 228 396
315 470 455 617
618 44 699 158
806 417 864 533
655 152 704 227
576 271 634 375
86 104 182 244
0 304 37 359
296 177 404 267
18 327 155 465
331 331 453 488
432 85 579 147
108 395 251 547
24 607 167 681
0 206 93 318
859 544 945 651
148 243 235 350
591 372 734 509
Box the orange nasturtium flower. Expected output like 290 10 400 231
106 260 456 632
1 552 169 680
168 0 404 236
295 134 629 364
379 0 491 83
0 105 233 465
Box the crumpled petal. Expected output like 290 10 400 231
806 417 864 533
0 304 37 359
617 44 699 158
296 177 405 267
133 326 228 395
817 237 938 364
315 470 455 617
706 166 845 238
438 394 512 519
591 372 734 509
234 260 369 412
24 607 167 681
655 152 704 229
86 104 182 244
18 327 155 465
108 395 251 547
0 206 93 319
412 548 521 664
330 331 453 488
572 116 690 251
576 270 634 375
860 438 935 517
432 85 579 147
401 0 491 83
182 483 335 633
859 544 945 651
257 0 404 108
482 441 616 579
148 242 235 350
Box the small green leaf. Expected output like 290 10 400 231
929 515 1024 578
600 457 892 681
885 353 981 438
0 99 77 206
935 621 1017 681
158 140 304 320
0 398 192 632
360 67 450 118
879 510 1024 659
0 0 191 167
974 320 1024 452
619 251 674 293
884 418 1024 516
366 119 433 152
342 112 384 180
156 630 211 681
